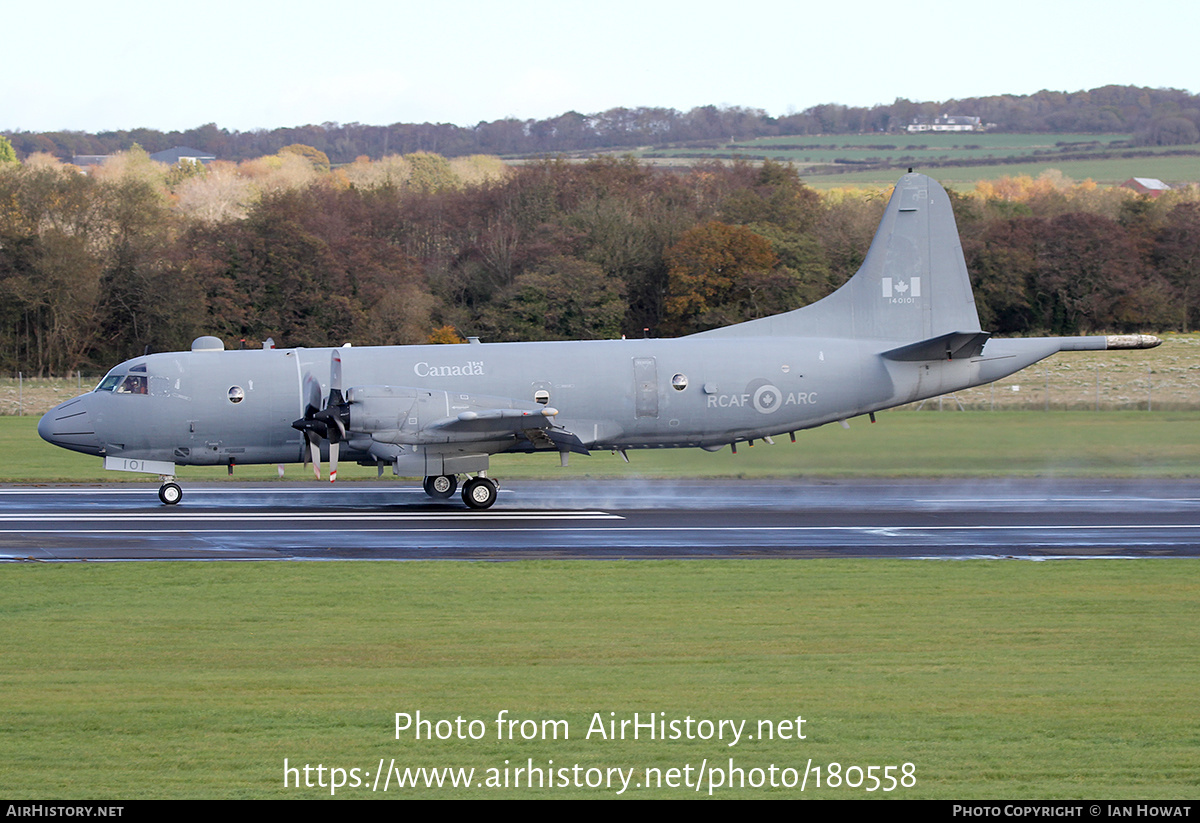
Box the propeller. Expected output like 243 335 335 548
290 351 351 482
292 373 327 478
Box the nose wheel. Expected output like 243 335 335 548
158 481 183 505
461 476 498 509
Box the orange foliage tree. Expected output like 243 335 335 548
662 221 782 335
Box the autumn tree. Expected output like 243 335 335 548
967 217 1041 333
0 162 107 372
279 143 331 172
474 256 625 341
749 222 831 308
405 152 459 193
428 325 465 344
718 159 822 233
663 221 784 335
175 161 254 224
1033 213 1144 333
1154 202 1200 331
817 188 888 290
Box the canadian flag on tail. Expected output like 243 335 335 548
882 277 921 298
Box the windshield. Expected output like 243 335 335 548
94 374 148 394
116 375 148 394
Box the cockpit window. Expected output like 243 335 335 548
95 375 121 392
115 375 148 395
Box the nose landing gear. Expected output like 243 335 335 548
158 479 182 505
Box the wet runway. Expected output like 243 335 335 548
3 478 1200 561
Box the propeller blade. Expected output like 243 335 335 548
293 371 328 481
308 432 322 480
330 349 342 394
329 440 339 483
304 372 322 417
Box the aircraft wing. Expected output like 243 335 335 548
344 385 588 454
425 406 589 454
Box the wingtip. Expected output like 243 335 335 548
1105 334 1162 350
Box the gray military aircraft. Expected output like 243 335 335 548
38 172 1160 509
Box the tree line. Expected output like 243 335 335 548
0 148 1197 376
4 85 1199 165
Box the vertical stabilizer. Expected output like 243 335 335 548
692 173 981 342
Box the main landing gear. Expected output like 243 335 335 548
461 476 498 510
422 474 458 499
423 474 498 509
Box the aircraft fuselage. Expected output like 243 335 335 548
39 332 1064 472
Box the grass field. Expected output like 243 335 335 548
2 560 1197 798
630 132 1200 189
801 155 1200 191
645 132 1138 165
5 409 1200 484
5 340 1198 800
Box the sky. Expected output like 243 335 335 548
5 0 1198 134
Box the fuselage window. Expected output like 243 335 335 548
116 375 148 395
228 386 245 404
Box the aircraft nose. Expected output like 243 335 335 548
38 396 103 456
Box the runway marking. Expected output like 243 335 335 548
0 511 623 522
3 524 1198 534
0 488 462 495
915 497 1200 504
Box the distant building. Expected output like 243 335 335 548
70 146 217 172
70 155 111 168
149 146 216 165
1122 177 1171 197
906 115 982 133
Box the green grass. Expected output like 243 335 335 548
802 156 1200 191
7 410 1200 484
747 133 1134 150
2 561 1196 798
631 132 1200 189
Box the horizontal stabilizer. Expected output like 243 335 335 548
882 331 991 361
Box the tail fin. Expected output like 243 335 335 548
693 172 981 342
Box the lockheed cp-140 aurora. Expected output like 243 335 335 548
38 173 1160 509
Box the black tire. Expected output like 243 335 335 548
158 482 182 506
461 477 498 510
423 474 458 499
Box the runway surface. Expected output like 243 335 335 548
3 478 1200 561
